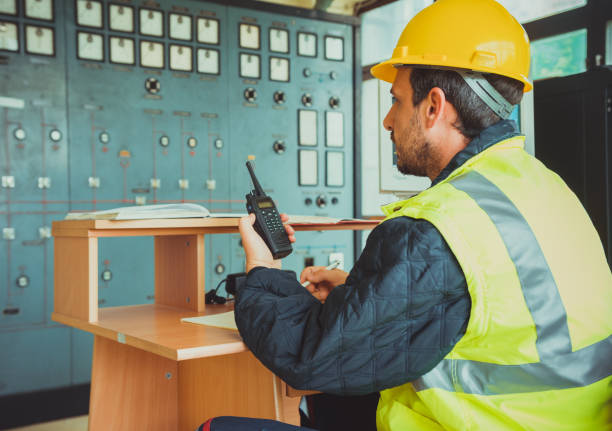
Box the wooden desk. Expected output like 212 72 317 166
52 218 377 431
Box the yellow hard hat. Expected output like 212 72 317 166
370 0 532 92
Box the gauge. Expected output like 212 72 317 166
109 4 134 33
49 129 62 142
140 40 164 68
0 21 18 52
169 44 192 71
76 0 102 28
239 23 259 50
239 53 260 79
197 47 219 75
269 28 288 53
269 56 289 82
25 25 54 56
14 128 25 140
325 36 344 61
77 31 103 61
197 17 218 45
0 0 17 15
297 32 316 57
169 13 191 41
25 0 53 21
109 36 134 65
139 8 163 37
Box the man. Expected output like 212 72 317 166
200 0 612 429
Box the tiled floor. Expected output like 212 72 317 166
6 416 88 431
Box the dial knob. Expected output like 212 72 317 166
244 87 257 103
215 263 225 274
273 90 286 105
273 140 286 154
145 77 161 94
316 195 327 208
303 68 312 77
301 93 313 107
329 96 340 109
16 275 29 288
329 71 338 80
49 129 62 142
304 197 313 206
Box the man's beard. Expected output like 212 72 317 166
393 113 431 177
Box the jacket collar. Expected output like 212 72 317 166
432 120 522 186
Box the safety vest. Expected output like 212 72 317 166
377 136 612 431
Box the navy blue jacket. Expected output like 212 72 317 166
235 120 521 396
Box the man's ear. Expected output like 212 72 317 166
422 87 447 129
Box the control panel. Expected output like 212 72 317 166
0 0 356 397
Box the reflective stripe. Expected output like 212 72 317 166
451 171 572 358
413 334 612 395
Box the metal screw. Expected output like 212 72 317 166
165 372 172 380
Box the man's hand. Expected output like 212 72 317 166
239 213 296 273
300 266 348 303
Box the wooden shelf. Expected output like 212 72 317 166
53 303 244 361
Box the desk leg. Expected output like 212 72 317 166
89 336 300 431
89 336 179 430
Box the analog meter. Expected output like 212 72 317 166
140 8 163 37
140 40 164 68
109 36 134 65
25 0 53 21
25 25 54 56
109 4 134 33
76 1 102 28
169 13 191 41
325 36 344 61
77 31 103 61
197 18 218 45
269 56 289 82
0 0 17 15
197 48 219 75
239 23 259 50
269 28 288 53
239 53 260 79
0 21 18 52
169 44 192 71
297 32 316 57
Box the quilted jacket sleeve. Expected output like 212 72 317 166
234 216 470 396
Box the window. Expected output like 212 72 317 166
531 28 586 81
495 0 586 24
361 0 432 66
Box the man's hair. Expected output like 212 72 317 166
409 68 525 139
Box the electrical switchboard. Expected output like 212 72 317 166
0 0 356 398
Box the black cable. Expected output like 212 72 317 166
205 278 227 304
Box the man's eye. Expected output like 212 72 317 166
391 96 397 104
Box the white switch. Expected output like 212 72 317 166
298 110 317 147
38 177 51 189
88 177 100 188
299 150 318 186
326 111 344 147
179 179 189 190
206 179 216 190
2 176 15 188
150 178 161 189
38 226 51 239
326 151 344 187
135 195 147 205
2 227 15 240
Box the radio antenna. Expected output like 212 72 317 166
246 161 265 196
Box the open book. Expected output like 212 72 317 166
65 203 210 220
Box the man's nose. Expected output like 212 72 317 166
383 105 394 131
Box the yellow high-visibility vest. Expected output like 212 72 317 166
377 136 612 430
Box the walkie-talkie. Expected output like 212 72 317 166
245 161 293 259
